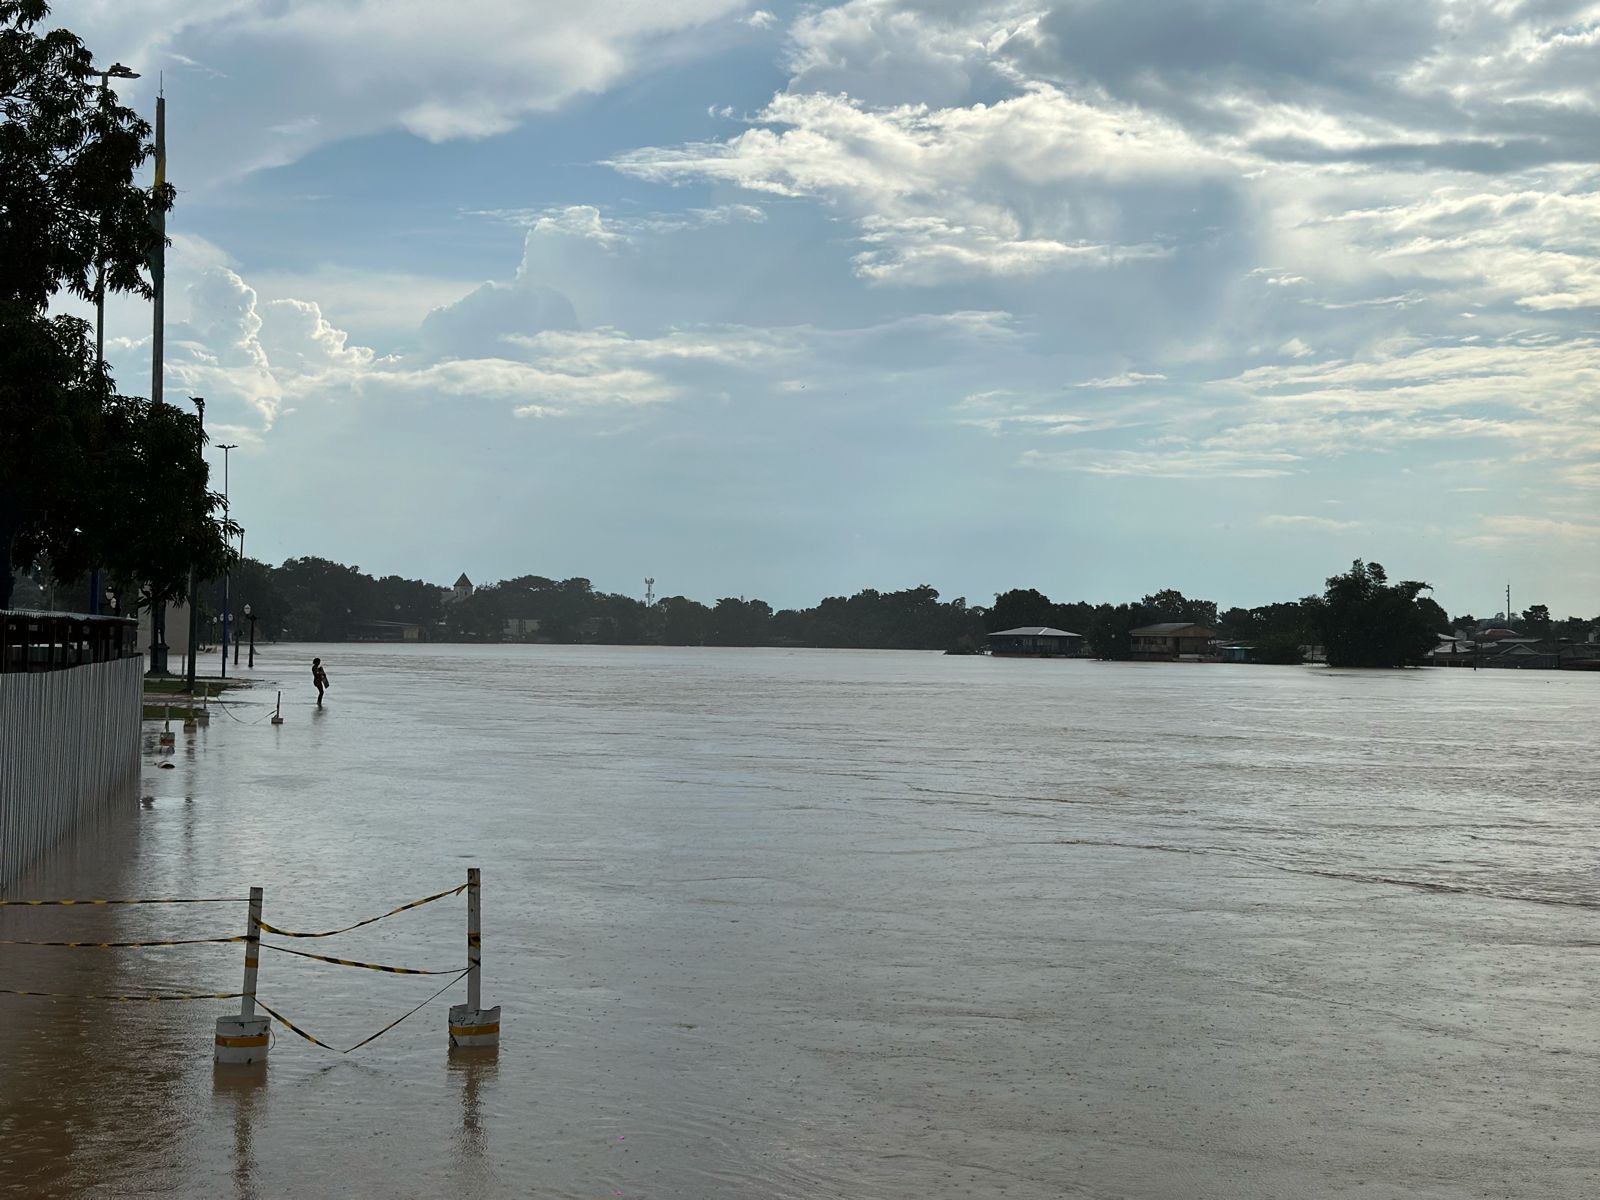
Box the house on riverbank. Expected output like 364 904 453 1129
1130 622 1217 661
988 626 1084 657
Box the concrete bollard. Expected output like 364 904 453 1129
448 868 500 1049
216 886 268 1064
214 1014 270 1064
196 686 210 726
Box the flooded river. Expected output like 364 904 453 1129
2 646 1598 1198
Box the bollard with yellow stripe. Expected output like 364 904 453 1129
215 1014 269 1062
447 867 500 1050
215 886 269 1065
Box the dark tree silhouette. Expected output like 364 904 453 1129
1 1 225 609
1307 560 1437 668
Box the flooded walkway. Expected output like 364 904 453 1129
2 646 1598 1197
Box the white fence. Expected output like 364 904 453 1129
0 657 143 888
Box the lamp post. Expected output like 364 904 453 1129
234 527 245 666
85 64 140 367
185 397 204 691
84 62 140 617
244 603 257 669
217 444 238 678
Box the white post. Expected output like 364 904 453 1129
449 866 499 1049
215 885 269 1063
241 885 262 1018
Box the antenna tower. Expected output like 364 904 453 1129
644 577 655 607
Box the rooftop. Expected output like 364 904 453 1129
989 626 1083 638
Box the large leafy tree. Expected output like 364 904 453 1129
1307 560 1437 668
1 0 225 610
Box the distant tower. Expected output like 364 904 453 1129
644 577 656 607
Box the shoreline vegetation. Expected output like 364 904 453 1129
21 558 1594 670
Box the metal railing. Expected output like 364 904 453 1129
0 611 139 674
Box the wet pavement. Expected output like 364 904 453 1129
2 646 1598 1198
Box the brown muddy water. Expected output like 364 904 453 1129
1 645 1598 1198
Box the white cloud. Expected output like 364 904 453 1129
1261 514 1361 532
83 0 751 178
613 85 1216 284
1462 515 1600 548
1021 446 1301 479
1075 371 1167 388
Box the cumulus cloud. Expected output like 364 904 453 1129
612 85 1216 284
81 0 751 178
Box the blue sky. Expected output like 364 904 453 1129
68 0 1600 616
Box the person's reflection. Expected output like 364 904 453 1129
448 1048 499 1192
212 1062 266 1200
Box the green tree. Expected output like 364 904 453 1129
1139 589 1218 628
987 588 1055 631
1415 595 1449 636
0 1 213 610
709 597 773 646
1 321 229 607
1087 603 1143 660
1521 604 1551 637
274 557 373 640
1306 560 1436 668
656 595 711 645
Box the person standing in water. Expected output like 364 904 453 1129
312 657 330 706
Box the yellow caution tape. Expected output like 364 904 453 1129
0 936 245 948
0 897 247 906
252 998 338 1051
0 989 244 1002
256 967 471 1055
260 943 467 975
258 883 465 939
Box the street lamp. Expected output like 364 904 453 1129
82 63 140 618
244 603 257 669
85 63 140 367
218 443 238 678
185 397 204 691
234 526 245 666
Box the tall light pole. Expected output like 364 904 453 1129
84 62 139 617
185 397 204 691
148 89 170 673
234 526 245 666
218 444 238 678
86 63 140 366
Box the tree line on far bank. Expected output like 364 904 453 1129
17 555 1593 669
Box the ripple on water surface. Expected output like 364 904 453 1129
1 646 1598 1198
